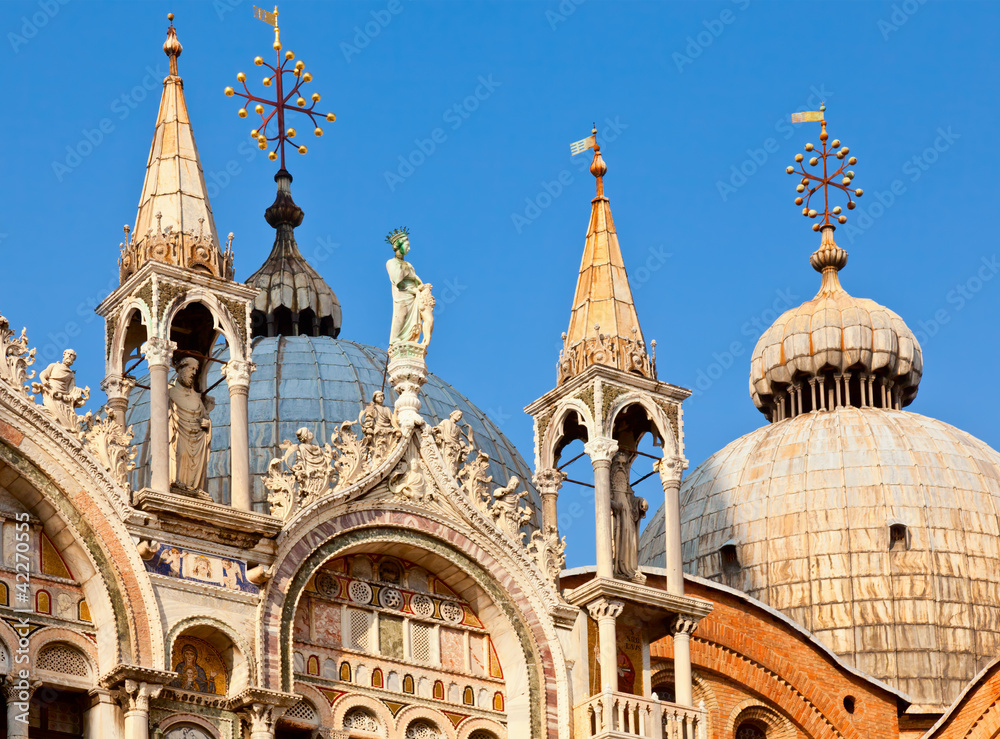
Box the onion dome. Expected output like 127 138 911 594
124 336 539 517
639 405 1000 710
245 170 342 338
749 226 922 421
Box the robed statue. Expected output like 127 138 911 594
610 451 647 580
32 349 90 431
385 227 434 349
168 357 214 494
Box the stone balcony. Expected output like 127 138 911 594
575 688 707 739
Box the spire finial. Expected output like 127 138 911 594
163 13 182 77
590 125 607 197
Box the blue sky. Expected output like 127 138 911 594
3 0 998 567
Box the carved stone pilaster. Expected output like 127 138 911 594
221 360 256 392
584 437 619 465
140 337 176 368
586 598 624 622
387 342 427 429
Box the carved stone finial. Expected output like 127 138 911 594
0 314 36 397
489 477 531 544
527 524 567 583
82 410 136 487
263 427 336 520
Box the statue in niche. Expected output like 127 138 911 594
32 349 90 431
168 357 214 495
432 410 473 475
385 227 434 349
359 390 401 463
610 451 647 580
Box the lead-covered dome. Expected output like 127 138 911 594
124 336 539 518
750 228 922 420
639 406 1000 709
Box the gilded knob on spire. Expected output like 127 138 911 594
163 13 182 76
591 146 607 179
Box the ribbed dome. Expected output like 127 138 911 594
124 336 538 519
749 228 922 420
639 406 1000 709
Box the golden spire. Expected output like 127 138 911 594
163 13 182 76
557 128 654 385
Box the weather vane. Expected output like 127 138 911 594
786 105 863 231
224 5 336 170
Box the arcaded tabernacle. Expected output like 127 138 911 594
4 11 1000 739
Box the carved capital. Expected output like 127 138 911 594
100 373 136 400
240 702 286 735
655 456 687 486
670 614 699 637
2 675 41 703
140 337 176 368
586 597 624 622
533 467 566 497
584 437 619 465
119 679 163 714
222 360 256 390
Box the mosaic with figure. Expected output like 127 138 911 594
169 636 227 695
144 543 258 594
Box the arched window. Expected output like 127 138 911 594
405 721 442 739
343 708 382 735
736 721 767 739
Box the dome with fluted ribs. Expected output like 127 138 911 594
749 227 922 420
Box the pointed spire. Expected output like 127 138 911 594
557 132 655 385
119 14 230 284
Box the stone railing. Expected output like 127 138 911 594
575 688 706 739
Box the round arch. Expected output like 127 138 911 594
331 693 395 736
604 393 680 459
261 518 560 739
162 290 247 363
107 301 152 376
165 615 256 696
394 704 457 739
157 714 222 739
456 716 508 739
541 399 596 470
726 699 796 739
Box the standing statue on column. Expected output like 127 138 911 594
385 227 434 349
168 357 214 494
32 349 90 432
610 451 647 580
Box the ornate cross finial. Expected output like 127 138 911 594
224 5 336 170
786 105 863 231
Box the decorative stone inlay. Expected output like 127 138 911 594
411 594 434 618
575 385 595 417
440 600 463 624
348 580 373 605
379 587 403 610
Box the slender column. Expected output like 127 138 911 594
587 599 624 693
3 676 39 739
223 360 256 510
101 374 136 428
843 372 851 407
670 616 698 707
835 373 844 408
119 680 162 739
808 378 818 412
533 467 566 537
867 375 875 407
141 338 176 494
584 437 618 579
656 456 686 595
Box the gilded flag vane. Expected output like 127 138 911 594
786 105 863 231
224 5 336 170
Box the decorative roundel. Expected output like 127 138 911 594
440 600 463 624
379 587 403 610
411 594 434 618
348 580 373 605
314 571 339 599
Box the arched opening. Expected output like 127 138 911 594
736 720 767 739
166 622 249 698
29 685 86 739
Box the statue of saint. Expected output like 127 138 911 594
359 390 401 462
610 451 647 580
168 357 214 494
432 410 473 475
385 228 433 348
32 349 89 431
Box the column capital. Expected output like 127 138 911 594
118 679 163 713
586 597 624 621
655 456 687 486
584 437 618 464
1 674 40 703
140 337 176 368
100 373 136 399
670 614 700 637
532 467 566 496
222 359 256 390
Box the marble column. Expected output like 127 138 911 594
532 467 566 537
241 703 285 739
587 598 624 693
119 680 161 739
223 360 255 510
670 616 698 707
141 338 176 494
85 688 119 739
584 437 618 580
656 456 686 596
101 374 136 428
2 675 39 739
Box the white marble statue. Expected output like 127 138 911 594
386 228 433 348
610 451 647 580
359 390 402 463
168 357 214 494
432 410 473 475
32 349 90 431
